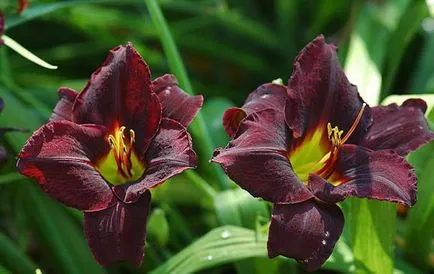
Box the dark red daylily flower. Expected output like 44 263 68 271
212 35 434 271
17 44 202 267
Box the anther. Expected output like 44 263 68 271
106 126 137 179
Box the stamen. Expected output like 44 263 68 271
318 103 367 180
326 103 366 147
340 103 366 145
106 126 136 179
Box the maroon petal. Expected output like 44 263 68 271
122 118 196 203
212 109 313 203
361 99 434 156
17 120 114 211
84 191 151 267
73 44 162 154
152 74 203 127
309 144 417 206
50 87 79 121
288 35 372 144
223 83 289 137
268 200 344 271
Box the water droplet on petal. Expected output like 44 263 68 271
220 230 231 239
322 240 327 245
324 231 330 238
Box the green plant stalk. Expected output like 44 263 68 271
144 0 228 190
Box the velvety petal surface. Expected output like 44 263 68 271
268 200 344 271
121 118 196 203
309 144 417 206
361 99 434 156
73 44 162 154
223 83 289 137
50 87 78 121
84 191 151 267
288 35 372 144
17 120 114 211
152 74 203 127
212 109 313 203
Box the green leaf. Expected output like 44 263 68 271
214 188 269 229
201 97 234 148
410 30 434 93
144 0 228 189
323 238 355 273
22 183 105 274
344 0 411 104
405 142 434 270
0 232 37 273
4 0 144 30
2 35 57 70
346 200 396 273
382 0 429 92
150 226 268 274
394 258 424 274
0 173 24 185
147 208 170 247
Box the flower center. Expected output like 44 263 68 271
290 104 366 183
96 125 145 185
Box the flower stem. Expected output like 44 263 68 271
144 0 228 190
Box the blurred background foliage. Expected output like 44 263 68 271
0 0 433 273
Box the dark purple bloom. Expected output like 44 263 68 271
212 35 434 271
17 44 202 267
